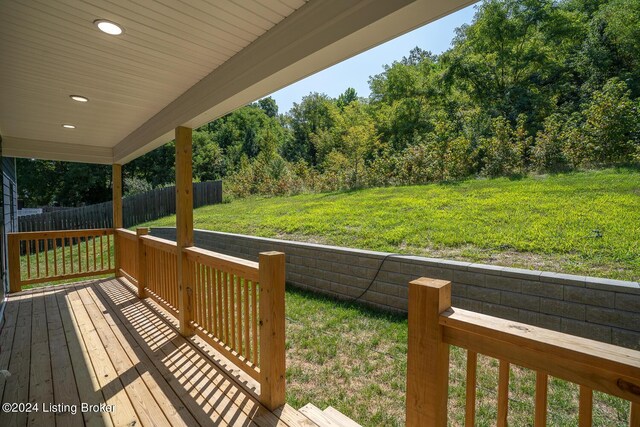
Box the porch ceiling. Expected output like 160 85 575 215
0 0 474 165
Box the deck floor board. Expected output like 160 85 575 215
0 278 311 427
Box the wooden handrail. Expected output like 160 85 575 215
9 228 113 239
116 228 137 240
140 235 178 253
406 277 640 427
183 246 259 282
441 308 640 402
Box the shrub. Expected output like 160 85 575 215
533 114 570 172
582 78 639 164
483 116 522 177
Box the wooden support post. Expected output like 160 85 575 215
259 251 286 411
8 234 21 293
579 385 593 427
630 402 639 427
112 164 123 278
176 126 194 337
406 277 451 427
136 227 149 299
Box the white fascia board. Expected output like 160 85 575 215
2 136 113 164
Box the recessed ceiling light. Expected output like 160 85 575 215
62 124 76 129
70 95 89 102
94 19 124 35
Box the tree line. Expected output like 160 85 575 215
18 0 640 207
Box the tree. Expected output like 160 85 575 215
282 93 335 165
337 88 358 109
258 97 278 118
444 0 563 126
582 78 639 164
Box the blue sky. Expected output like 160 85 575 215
269 3 478 114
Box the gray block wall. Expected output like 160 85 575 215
150 227 640 350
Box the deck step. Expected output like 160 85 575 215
299 403 362 427
323 407 362 427
299 404 342 427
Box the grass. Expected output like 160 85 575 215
285 286 631 426
141 168 640 281
20 169 636 425
18 237 115 290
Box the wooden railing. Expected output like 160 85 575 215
406 278 640 427
7 229 115 292
115 228 138 283
113 228 286 411
142 235 179 314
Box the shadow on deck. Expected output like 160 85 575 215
0 278 313 426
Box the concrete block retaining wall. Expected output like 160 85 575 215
150 227 640 350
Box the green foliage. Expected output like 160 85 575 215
17 0 640 208
143 169 640 282
17 159 111 207
123 176 153 196
482 116 523 177
582 78 639 164
532 114 570 171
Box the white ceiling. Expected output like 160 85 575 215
0 0 474 164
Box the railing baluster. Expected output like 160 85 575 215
44 238 49 277
465 351 477 427
497 360 510 427
62 238 66 276
53 238 58 277
84 235 89 272
198 262 203 326
92 235 97 272
230 273 236 350
100 235 104 270
207 266 214 336
252 280 258 366
107 234 111 270
218 269 224 344
535 372 548 427
77 236 82 272
35 238 40 278
26 240 31 279
579 385 593 427
224 272 230 345
244 278 250 360
236 276 242 354
70 237 75 273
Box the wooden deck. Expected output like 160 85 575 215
0 278 315 427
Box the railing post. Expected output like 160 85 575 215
406 278 451 427
259 251 286 411
136 227 149 299
8 234 21 293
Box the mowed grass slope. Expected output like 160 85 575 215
143 168 640 281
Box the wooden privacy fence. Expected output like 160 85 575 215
19 180 222 231
406 278 640 427
116 227 286 410
7 229 115 292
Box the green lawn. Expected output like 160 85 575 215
142 168 640 281
138 168 636 424
19 237 115 290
